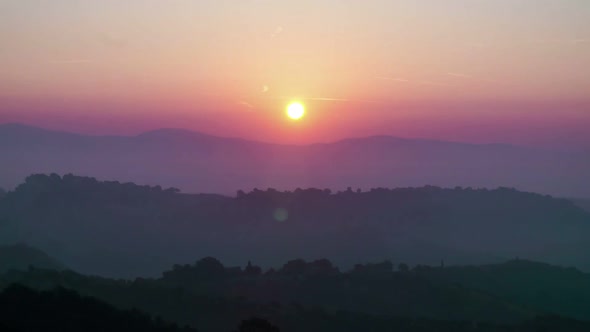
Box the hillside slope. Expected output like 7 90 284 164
0 244 65 273
1 174 589 277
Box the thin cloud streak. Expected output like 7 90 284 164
531 38 590 45
419 81 452 87
237 101 254 110
572 38 590 44
307 97 350 102
266 95 384 104
376 76 410 82
307 97 386 104
48 59 93 64
447 72 471 78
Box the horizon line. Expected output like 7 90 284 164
0 121 531 149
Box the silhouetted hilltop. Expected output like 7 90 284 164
573 199 590 213
413 259 590 320
2 258 590 331
158 257 535 323
1 174 589 277
0 244 65 273
2 123 590 197
0 284 197 332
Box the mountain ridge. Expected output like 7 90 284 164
1 123 589 197
0 122 533 149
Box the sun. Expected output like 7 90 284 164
286 102 305 120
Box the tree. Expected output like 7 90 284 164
164 187 181 194
244 261 262 276
194 257 225 279
308 259 338 275
351 261 392 277
398 263 409 272
279 259 307 276
236 318 280 332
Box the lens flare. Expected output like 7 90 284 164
273 208 289 222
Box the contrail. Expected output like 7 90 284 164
307 97 385 104
237 101 254 109
447 72 471 78
267 96 384 104
48 59 93 64
376 76 410 82
307 97 350 102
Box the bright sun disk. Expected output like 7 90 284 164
286 102 305 120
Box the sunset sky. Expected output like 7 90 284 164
1 0 589 148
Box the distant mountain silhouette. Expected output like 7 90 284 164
0 244 65 273
1 174 589 278
1 123 589 197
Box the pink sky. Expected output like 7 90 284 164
1 1 589 148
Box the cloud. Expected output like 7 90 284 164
446 72 471 78
308 97 350 102
270 26 283 39
476 77 499 84
48 59 93 64
531 38 590 45
572 38 590 44
419 80 452 87
307 97 385 104
376 76 410 82
266 96 382 104
237 101 254 110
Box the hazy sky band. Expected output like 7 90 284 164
0 0 589 147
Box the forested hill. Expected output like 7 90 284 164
414 259 590 320
2 256 590 331
0 284 198 332
573 199 590 213
1 174 589 277
0 244 65 273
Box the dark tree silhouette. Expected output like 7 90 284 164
4 257 590 331
245 261 262 276
194 257 225 279
236 318 280 332
279 259 307 276
0 284 197 332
